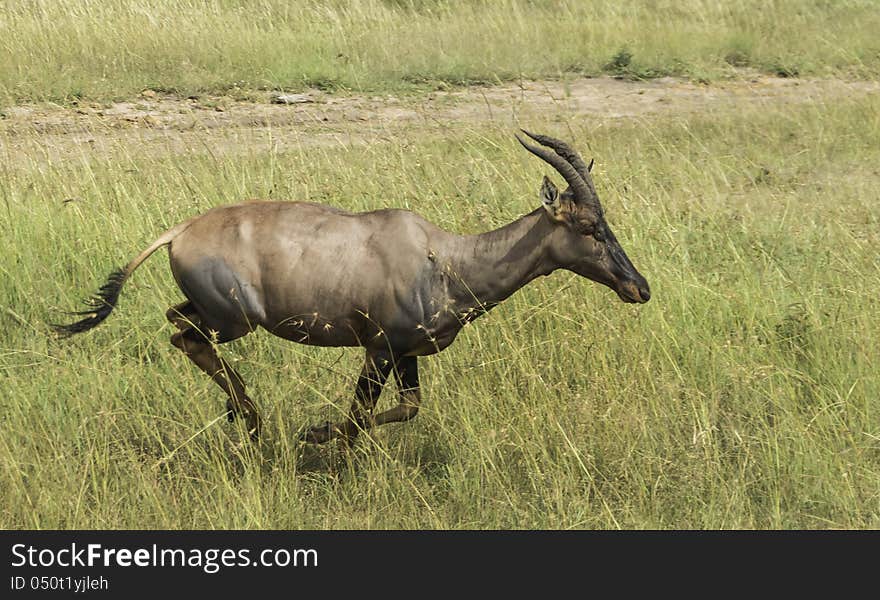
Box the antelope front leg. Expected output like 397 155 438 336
301 351 392 445
374 356 420 426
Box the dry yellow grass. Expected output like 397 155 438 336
2 0 880 104
1 87 878 528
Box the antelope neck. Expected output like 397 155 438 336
444 208 559 308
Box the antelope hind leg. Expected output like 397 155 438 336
166 302 236 422
166 301 200 331
170 324 261 441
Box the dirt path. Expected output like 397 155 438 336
2 75 877 166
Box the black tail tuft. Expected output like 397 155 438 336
52 268 127 337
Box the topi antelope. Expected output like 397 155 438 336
54 131 650 445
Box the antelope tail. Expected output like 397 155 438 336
52 219 194 337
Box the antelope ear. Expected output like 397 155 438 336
540 176 562 218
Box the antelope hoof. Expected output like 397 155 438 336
301 422 339 444
243 410 261 442
226 402 261 442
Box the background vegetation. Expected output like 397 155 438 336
2 93 878 528
2 0 880 104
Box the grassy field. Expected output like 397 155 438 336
1 88 878 528
2 0 880 104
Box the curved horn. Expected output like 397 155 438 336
520 129 594 183
515 133 591 203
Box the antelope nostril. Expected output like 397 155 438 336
638 286 651 302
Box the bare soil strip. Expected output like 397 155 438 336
2 75 876 165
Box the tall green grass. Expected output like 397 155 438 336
2 0 880 104
1 95 879 528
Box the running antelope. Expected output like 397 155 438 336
55 131 651 444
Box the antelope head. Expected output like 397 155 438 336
517 130 651 304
